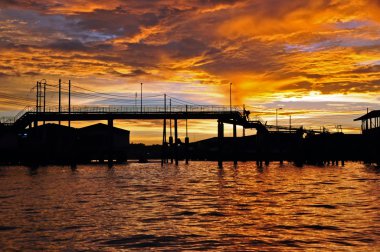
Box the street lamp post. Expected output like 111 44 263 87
276 107 282 131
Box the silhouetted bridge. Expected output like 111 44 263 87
2 105 269 132
0 80 352 167
0 104 278 166
1 104 319 167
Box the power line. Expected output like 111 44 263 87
47 85 143 100
167 95 199 105
71 85 136 99
42 82 198 106
0 92 34 102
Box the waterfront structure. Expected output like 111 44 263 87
354 110 380 164
354 110 380 134
78 123 130 163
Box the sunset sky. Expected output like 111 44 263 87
1 0 380 143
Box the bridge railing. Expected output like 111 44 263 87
14 106 34 121
4 105 245 126
250 115 266 124
0 117 15 124
31 105 243 114
1 106 34 125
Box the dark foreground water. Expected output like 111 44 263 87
0 162 379 251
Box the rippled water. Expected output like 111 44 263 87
0 161 379 251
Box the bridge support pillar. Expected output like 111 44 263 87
218 120 224 168
233 122 237 165
174 118 178 165
108 119 114 168
161 118 167 166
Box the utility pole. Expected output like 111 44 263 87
276 107 282 131
169 99 172 137
289 115 292 132
36 81 39 113
140 83 143 113
162 94 167 166
186 105 188 138
43 81 46 125
169 99 173 163
59 79 61 125
185 104 189 164
68 80 71 127
243 104 246 137
35 81 42 128
229 82 232 112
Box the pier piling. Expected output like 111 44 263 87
174 118 178 165
218 120 224 168
169 136 173 163
161 94 167 166
233 122 237 165
108 119 114 167
185 105 189 165
185 137 189 164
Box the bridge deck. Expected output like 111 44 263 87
1 105 309 133
5 105 258 129
28 111 243 121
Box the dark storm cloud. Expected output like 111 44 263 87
349 64 380 74
48 39 87 51
0 66 14 70
304 73 325 79
0 37 30 51
73 8 159 38
163 38 215 59
0 72 11 77
0 0 53 10
109 68 148 77
315 79 380 94
116 0 240 10
0 8 84 45
278 81 314 91
22 71 40 76
99 38 219 68
45 40 114 52
0 7 160 50
200 39 285 75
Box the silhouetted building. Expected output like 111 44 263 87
354 110 380 134
0 127 19 163
354 110 380 164
19 123 76 165
3 123 130 165
78 123 130 163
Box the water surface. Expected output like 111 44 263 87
0 162 379 251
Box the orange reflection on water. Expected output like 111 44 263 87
0 162 379 250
